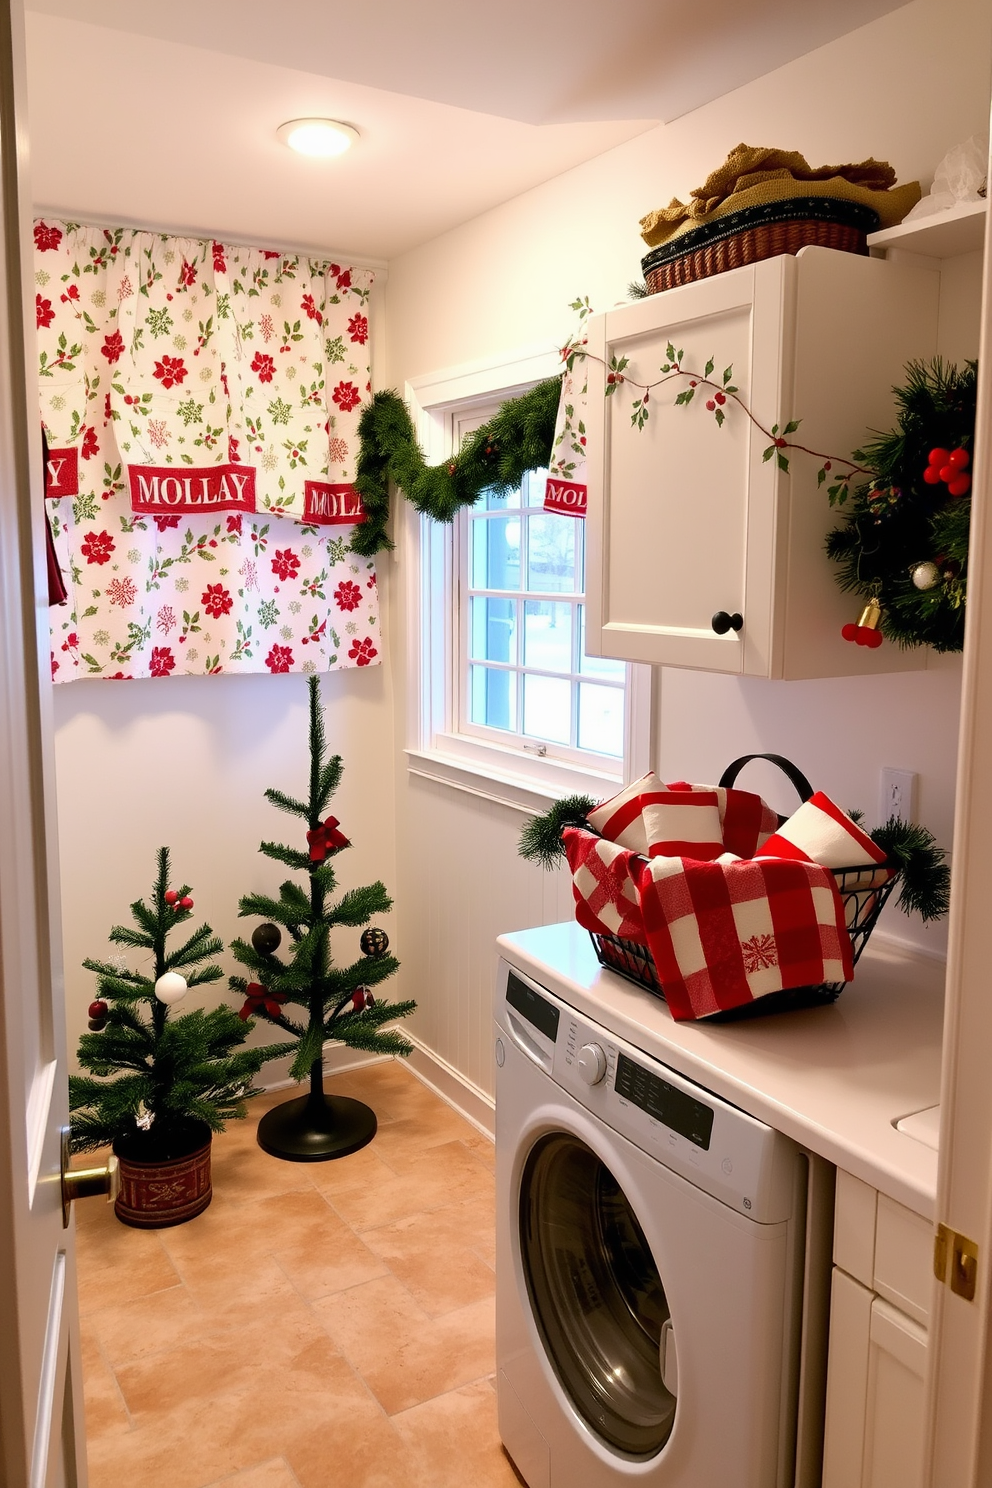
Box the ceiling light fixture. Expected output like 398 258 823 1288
277 119 359 159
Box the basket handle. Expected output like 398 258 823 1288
718 753 814 805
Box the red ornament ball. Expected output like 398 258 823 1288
180 896 194 910
948 474 972 497
939 464 955 483
948 447 970 470
862 629 884 649
88 1000 108 1019
922 466 942 485
841 623 859 642
164 890 178 904
928 448 951 468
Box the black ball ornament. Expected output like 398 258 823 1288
252 922 282 955
360 927 389 958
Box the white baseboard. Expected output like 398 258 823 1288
258 1036 496 1143
402 1033 495 1139
260 1042 388 1092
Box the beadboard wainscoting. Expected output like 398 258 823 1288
396 772 574 1102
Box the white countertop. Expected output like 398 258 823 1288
497 922 945 1220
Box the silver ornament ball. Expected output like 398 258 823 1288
911 561 940 591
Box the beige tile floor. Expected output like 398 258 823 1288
75 1062 523 1488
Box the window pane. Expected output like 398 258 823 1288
524 601 572 674
523 674 571 745
527 515 576 594
521 468 549 510
472 515 520 590
470 596 517 664
578 682 624 757
483 485 519 511
578 606 627 680
471 664 516 731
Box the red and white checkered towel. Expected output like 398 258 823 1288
563 828 648 942
586 773 778 861
636 852 854 1020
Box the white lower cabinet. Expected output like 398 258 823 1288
822 1171 932 1488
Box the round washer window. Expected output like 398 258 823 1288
519 1132 676 1458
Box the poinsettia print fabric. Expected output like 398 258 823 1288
35 220 379 681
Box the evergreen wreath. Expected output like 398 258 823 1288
825 359 977 652
351 378 561 554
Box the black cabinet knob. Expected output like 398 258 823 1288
711 611 743 635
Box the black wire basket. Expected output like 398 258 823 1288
588 754 898 1022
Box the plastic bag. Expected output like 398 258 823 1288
903 135 988 222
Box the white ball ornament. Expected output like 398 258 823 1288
154 972 189 1006
911 561 940 591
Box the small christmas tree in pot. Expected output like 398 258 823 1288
230 675 416 1162
70 848 277 1228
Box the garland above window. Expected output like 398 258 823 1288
351 378 561 553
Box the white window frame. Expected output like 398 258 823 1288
403 345 654 813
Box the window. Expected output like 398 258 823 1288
460 465 626 768
405 353 652 808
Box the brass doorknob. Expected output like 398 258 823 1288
60 1126 119 1227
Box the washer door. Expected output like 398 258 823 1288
519 1131 676 1459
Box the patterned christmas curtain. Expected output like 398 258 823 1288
35 220 380 681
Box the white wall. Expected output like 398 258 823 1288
384 0 992 1098
54 660 399 1073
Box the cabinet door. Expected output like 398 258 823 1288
862 1297 928 1488
584 261 790 673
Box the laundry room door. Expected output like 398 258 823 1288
0 2 87 1483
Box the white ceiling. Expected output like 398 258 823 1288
24 0 909 262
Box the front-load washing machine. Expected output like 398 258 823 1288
495 952 820 1488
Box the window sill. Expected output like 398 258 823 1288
405 738 620 816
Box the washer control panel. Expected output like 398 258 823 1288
499 962 796 1223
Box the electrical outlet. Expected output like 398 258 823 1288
880 767 917 824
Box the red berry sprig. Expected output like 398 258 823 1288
923 446 971 497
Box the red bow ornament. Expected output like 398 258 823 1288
306 815 350 863
238 983 289 1021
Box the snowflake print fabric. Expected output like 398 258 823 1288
36 220 379 682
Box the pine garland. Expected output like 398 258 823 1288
69 847 275 1155
520 798 950 923
825 359 977 651
351 378 562 554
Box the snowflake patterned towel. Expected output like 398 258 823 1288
758 792 892 883
563 827 648 943
636 853 854 1021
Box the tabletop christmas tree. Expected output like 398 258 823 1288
230 675 415 1161
69 848 275 1224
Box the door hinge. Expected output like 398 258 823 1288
934 1222 979 1302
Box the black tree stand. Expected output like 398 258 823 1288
257 1060 376 1162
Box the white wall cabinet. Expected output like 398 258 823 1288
822 1171 933 1488
584 248 940 678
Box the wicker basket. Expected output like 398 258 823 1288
640 197 879 295
588 754 897 1021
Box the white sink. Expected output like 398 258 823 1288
894 1104 941 1151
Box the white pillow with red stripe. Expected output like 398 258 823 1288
585 774 769 862
757 791 888 870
